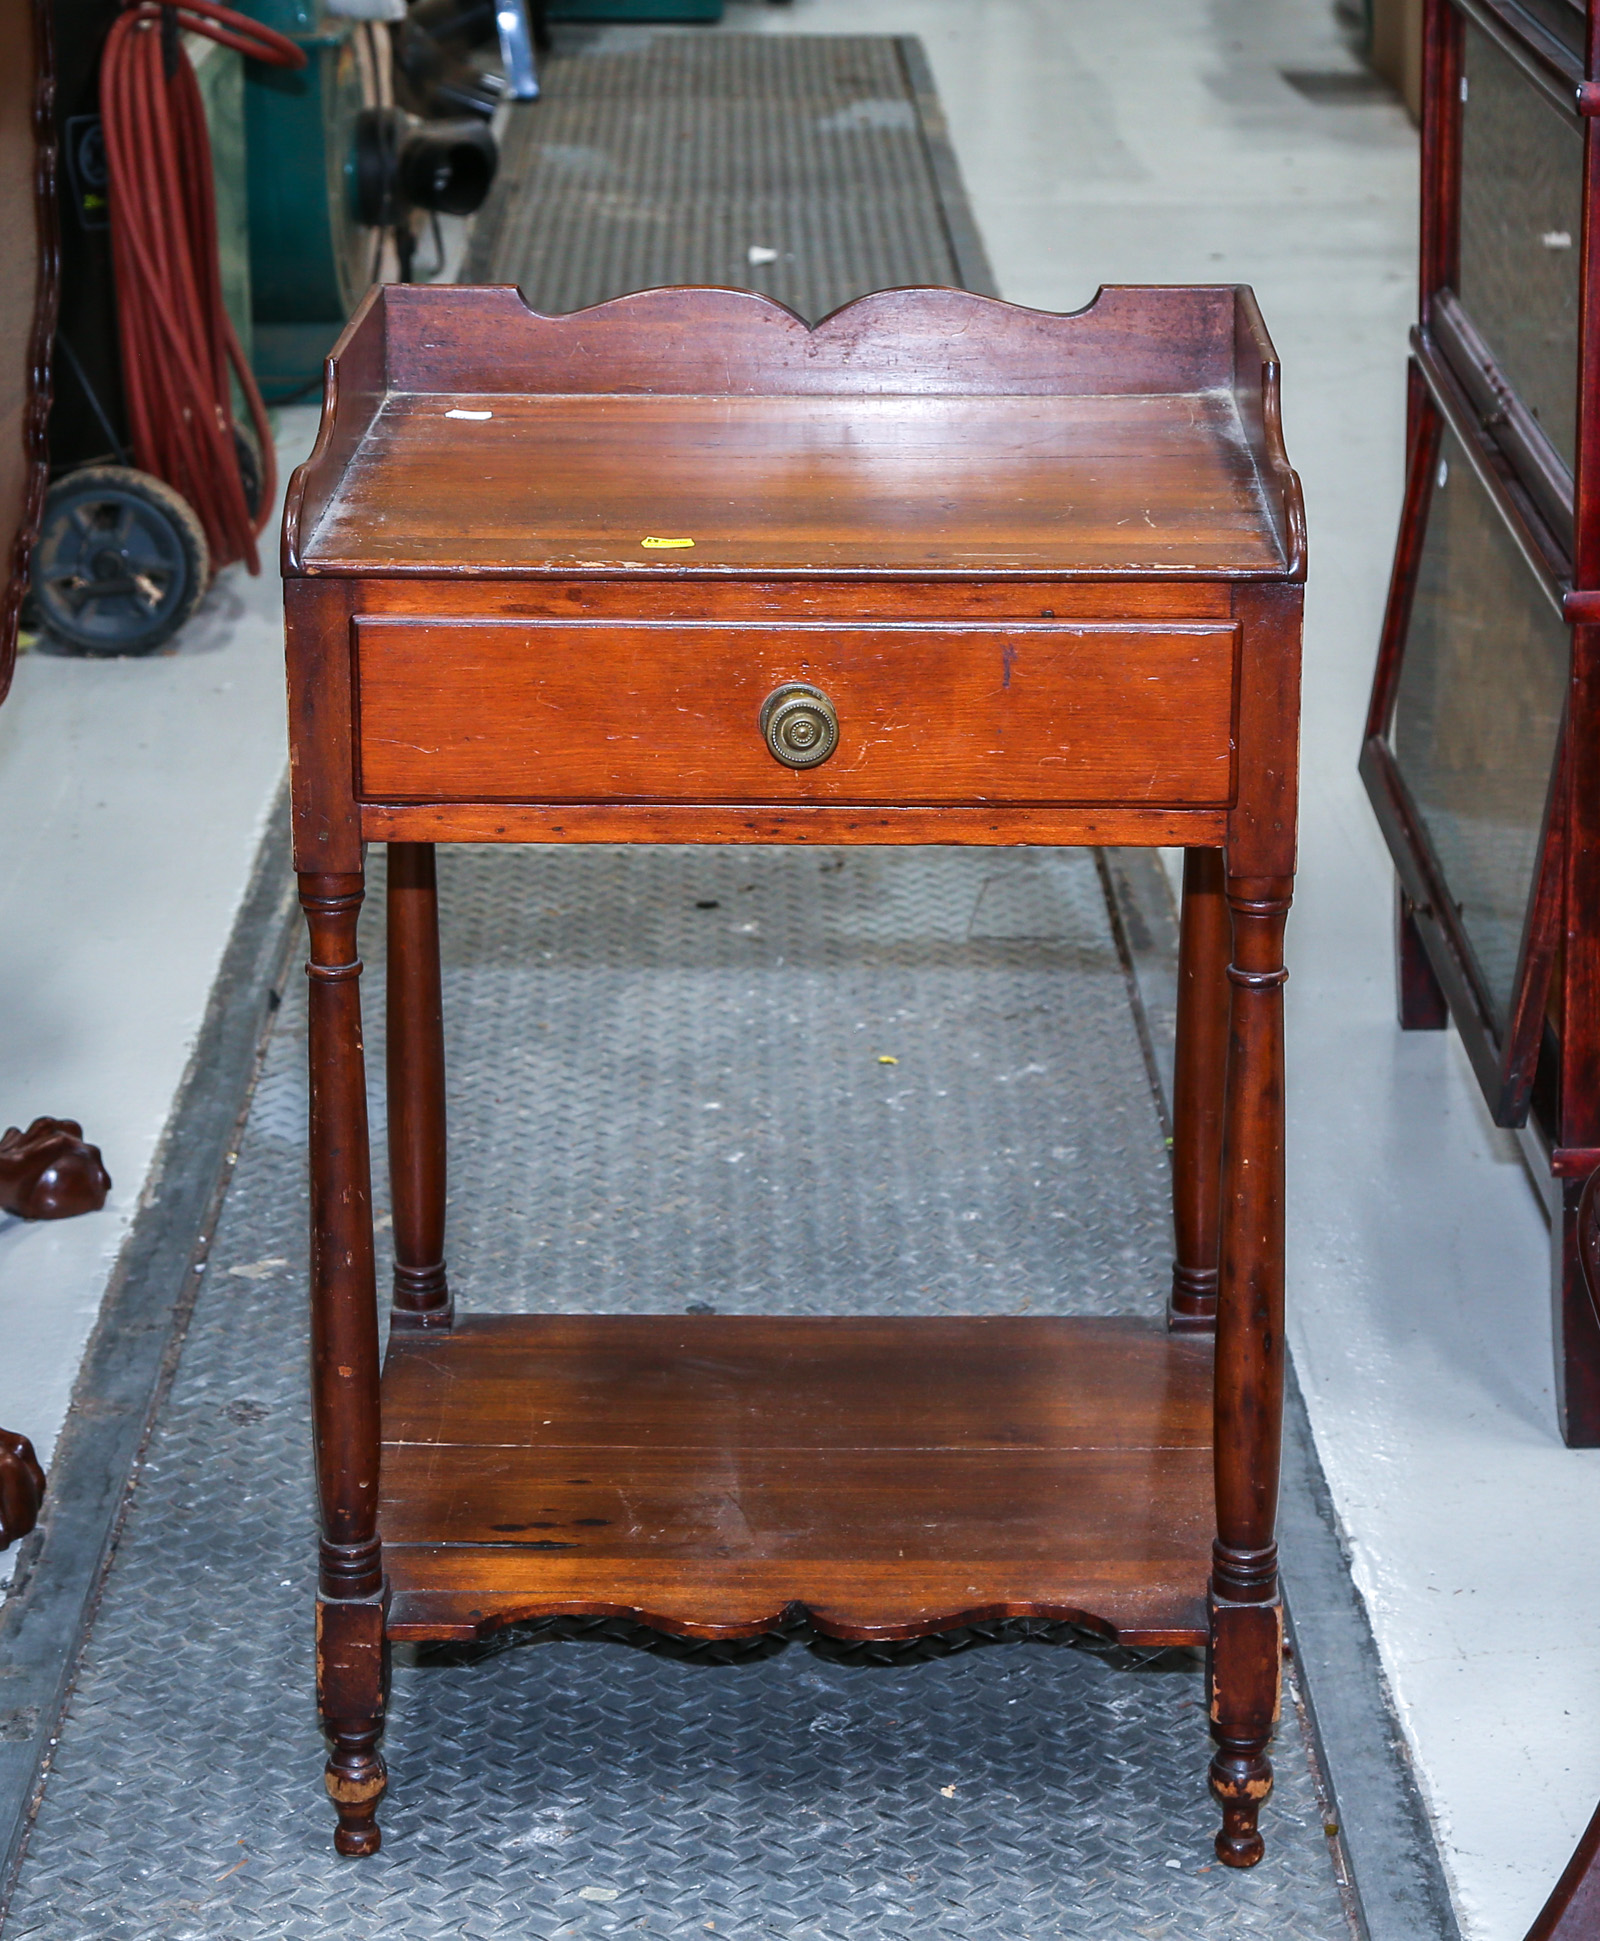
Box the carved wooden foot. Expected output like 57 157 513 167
0 1118 111 1219
317 1591 388 1856
1210 1740 1272 1867
0 1428 45 1548
325 1720 387 1856
1207 1586 1281 1868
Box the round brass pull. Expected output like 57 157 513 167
760 683 839 769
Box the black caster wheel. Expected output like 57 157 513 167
234 425 266 523
30 465 210 655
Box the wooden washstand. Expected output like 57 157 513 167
281 281 1305 1866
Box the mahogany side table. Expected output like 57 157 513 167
281 282 1304 1867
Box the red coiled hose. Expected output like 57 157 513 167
100 1 306 576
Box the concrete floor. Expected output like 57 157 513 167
0 1 1590 1935
0 401 315 1526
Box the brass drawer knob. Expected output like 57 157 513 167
760 683 839 769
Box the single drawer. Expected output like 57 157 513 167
353 619 1238 807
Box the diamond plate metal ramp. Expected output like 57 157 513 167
3 847 1353 1938
467 32 996 316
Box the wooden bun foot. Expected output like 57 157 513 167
0 1428 45 1548
325 1727 386 1856
1209 1747 1272 1867
0 1118 111 1220
334 1818 382 1859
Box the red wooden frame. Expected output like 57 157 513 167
1362 0 1600 1447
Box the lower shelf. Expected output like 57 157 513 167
379 1313 1215 1645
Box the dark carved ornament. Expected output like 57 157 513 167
0 1429 46 1551
0 1117 111 1221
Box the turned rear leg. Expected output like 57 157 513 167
1170 848 1228 1331
387 842 452 1330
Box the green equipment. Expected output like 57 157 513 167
242 2 372 399
240 1 497 402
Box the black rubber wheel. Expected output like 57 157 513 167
233 424 265 523
30 465 209 655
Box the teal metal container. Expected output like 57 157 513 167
238 0 371 400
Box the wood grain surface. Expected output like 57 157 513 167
357 801 1230 849
379 1315 1214 1643
347 577 1236 623
306 391 1283 579
379 282 1241 398
287 283 1306 580
354 618 1238 806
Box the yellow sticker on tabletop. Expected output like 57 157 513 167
641 536 695 549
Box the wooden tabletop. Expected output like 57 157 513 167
287 282 1304 584
302 389 1285 578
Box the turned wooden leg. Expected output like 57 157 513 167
318 1599 389 1858
302 871 388 1856
1395 880 1448 1031
1170 848 1229 1332
387 843 452 1330
1208 874 1290 1868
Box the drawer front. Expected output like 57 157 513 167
354 620 1237 806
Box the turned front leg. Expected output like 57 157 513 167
1170 848 1229 1331
302 872 388 1856
1208 875 1290 1868
387 843 452 1329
